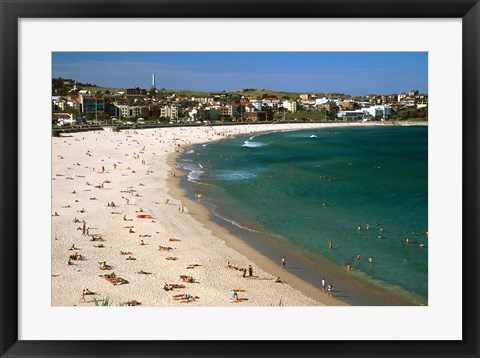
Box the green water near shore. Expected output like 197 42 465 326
179 126 428 303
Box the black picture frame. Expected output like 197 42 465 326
1 1 478 357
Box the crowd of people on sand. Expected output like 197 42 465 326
55 127 345 307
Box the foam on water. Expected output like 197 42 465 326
242 141 267 148
213 170 257 181
182 163 204 182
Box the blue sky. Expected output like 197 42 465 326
52 52 427 95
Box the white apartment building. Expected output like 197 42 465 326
282 100 298 113
191 96 210 103
161 106 178 120
52 97 68 111
315 97 330 105
116 105 130 118
365 105 392 119
251 99 263 111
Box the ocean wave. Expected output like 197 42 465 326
242 141 268 148
214 170 257 181
182 163 204 182
187 149 195 154
310 134 318 138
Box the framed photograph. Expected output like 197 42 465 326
1 0 479 357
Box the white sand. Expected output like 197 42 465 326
52 122 378 306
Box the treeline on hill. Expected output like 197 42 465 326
393 106 428 120
52 77 97 96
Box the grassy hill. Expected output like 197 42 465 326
53 78 322 99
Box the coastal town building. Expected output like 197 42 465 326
282 100 298 113
52 75 427 125
77 94 105 114
160 106 178 120
365 105 392 119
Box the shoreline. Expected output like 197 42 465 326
170 130 425 306
166 151 348 306
51 122 421 306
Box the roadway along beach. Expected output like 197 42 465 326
52 122 381 307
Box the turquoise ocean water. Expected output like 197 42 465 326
178 126 428 304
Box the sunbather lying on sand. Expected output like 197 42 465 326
100 272 128 285
159 246 174 251
136 270 151 275
164 283 185 291
83 288 96 295
173 294 199 302
180 275 195 283
166 256 178 260
90 236 105 242
69 252 85 261
187 264 202 269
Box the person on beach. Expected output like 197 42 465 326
230 289 238 301
321 278 326 292
368 256 373 263
357 225 361 232
275 277 283 283
281 256 286 268
366 224 370 230
242 269 247 278
347 263 351 272
248 265 253 277
329 240 333 250
327 283 333 296
357 253 361 262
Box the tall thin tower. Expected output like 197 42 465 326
152 73 156 89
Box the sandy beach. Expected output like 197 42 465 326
52 122 382 307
